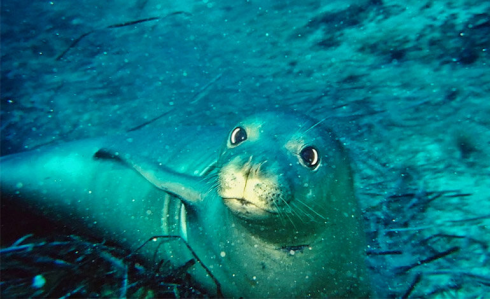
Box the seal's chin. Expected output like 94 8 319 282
222 197 276 220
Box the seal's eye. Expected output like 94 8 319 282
230 126 247 146
300 146 319 168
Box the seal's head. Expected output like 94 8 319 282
217 111 357 244
209 111 371 298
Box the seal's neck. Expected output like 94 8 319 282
232 214 325 246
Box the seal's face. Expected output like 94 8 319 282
217 112 345 231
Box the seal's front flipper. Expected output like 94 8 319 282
94 148 207 205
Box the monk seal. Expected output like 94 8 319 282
0 111 371 298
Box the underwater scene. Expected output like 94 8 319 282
1 0 489 297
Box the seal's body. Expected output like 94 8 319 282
1 112 371 297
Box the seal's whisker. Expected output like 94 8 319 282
200 173 218 184
276 199 297 228
255 160 267 175
294 199 326 220
279 196 306 224
271 200 288 226
288 202 308 223
251 164 260 177
244 155 254 169
293 117 313 135
211 182 220 192
271 193 311 222
289 201 316 223
294 200 323 222
283 208 297 229
202 179 216 190
202 173 220 194
200 176 212 183
204 182 220 197
303 116 329 134
287 196 321 223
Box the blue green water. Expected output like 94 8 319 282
1 0 489 297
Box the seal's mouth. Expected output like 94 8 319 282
222 197 277 219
